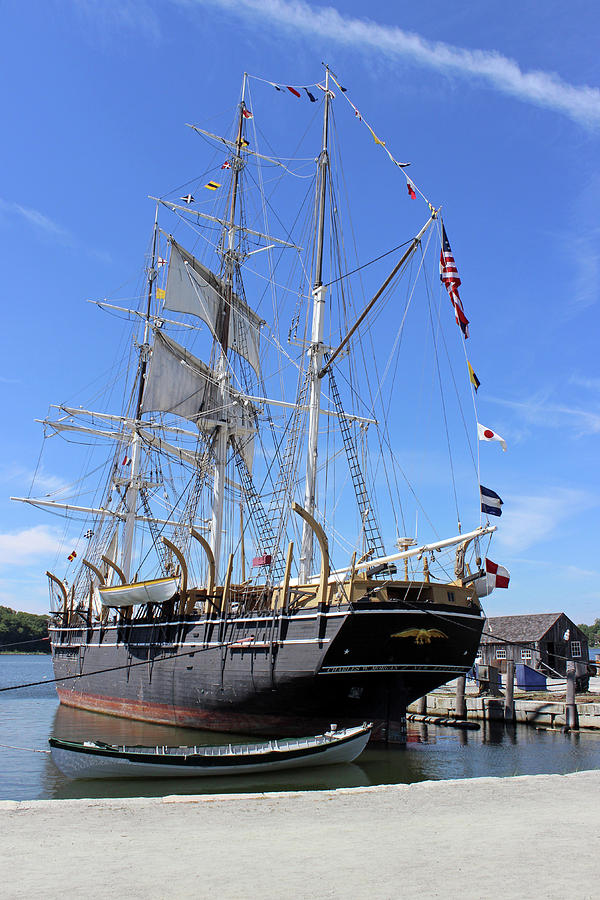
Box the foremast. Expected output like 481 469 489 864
211 74 249 575
299 66 330 583
121 203 160 580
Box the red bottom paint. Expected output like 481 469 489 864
56 688 405 743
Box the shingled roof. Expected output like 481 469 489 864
481 613 563 644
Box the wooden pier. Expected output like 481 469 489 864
408 677 600 731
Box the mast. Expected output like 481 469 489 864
120 204 159 581
210 73 248 577
299 66 330 582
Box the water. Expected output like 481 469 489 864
1 655 599 801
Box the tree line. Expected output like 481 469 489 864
578 619 600 647
0 606 50 652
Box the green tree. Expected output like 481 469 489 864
578 619 600 647
0 606 50 652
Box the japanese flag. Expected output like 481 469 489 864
477 422 507 451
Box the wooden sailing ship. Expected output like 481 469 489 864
14 67 498 742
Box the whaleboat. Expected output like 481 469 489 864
49 724 371 779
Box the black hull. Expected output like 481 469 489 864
50 601 483 742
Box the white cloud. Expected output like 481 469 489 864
0 525 64 567
0 464 68 495
0 197 111 262
568 231 600 312
486 392 600 437
564 565 600 580
71 0 161 42
0 573 55 615
570 375 600 392
0 198 73 243
181 0 600 128
496 487 595 552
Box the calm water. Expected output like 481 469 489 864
1 654 599 801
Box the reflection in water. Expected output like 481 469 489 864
1 655 600 801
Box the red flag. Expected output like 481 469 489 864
252 554 272 567
67 550 77 562
407 182 416 200
485 558 510 589
287 86 301 98
221 160 231 169
440 224 469 338
242 108 253 119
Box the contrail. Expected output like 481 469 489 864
180 0 600 128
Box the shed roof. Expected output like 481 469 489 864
482 613 563 644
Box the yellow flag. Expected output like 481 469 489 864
156 288 166 300
368 125 385 147
467 361 481 392
205 181 221 191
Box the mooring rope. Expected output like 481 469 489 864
0 742 50 754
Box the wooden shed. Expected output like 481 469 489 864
479 613 589 680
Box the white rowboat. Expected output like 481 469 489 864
49 724 372 778
98 576 179 608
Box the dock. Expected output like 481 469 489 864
408 675 600 730
1 771 598 898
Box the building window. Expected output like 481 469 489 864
447 591 455 603
496 648 506 659
521 648 532 661
571 641 582 658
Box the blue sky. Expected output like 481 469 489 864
1 0 599 622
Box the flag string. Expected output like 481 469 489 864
246 73 322 93
242 73 503 544
327 72 434 210
247 70 432 208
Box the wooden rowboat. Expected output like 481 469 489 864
49 724 372 779
98 576 179 607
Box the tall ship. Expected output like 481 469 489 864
14 68 503 742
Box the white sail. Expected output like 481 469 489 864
142 330 220 425
164 238 264 376
142 330 257 472
104 530 119 586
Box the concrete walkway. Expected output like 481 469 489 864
2 771 598 899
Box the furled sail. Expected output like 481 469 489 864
164 238 264 376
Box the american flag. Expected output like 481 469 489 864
440 225 469 338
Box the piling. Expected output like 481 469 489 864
565 662 579 730
504 660 515 723
417 695 427 715
455 675 466 719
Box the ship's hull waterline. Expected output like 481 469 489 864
50 600 483 742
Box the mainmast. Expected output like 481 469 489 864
210 73 248 576
299 66 330 582
120 203 159 580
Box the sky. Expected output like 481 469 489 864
1 0 599 622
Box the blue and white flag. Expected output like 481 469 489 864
480 485 503 517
